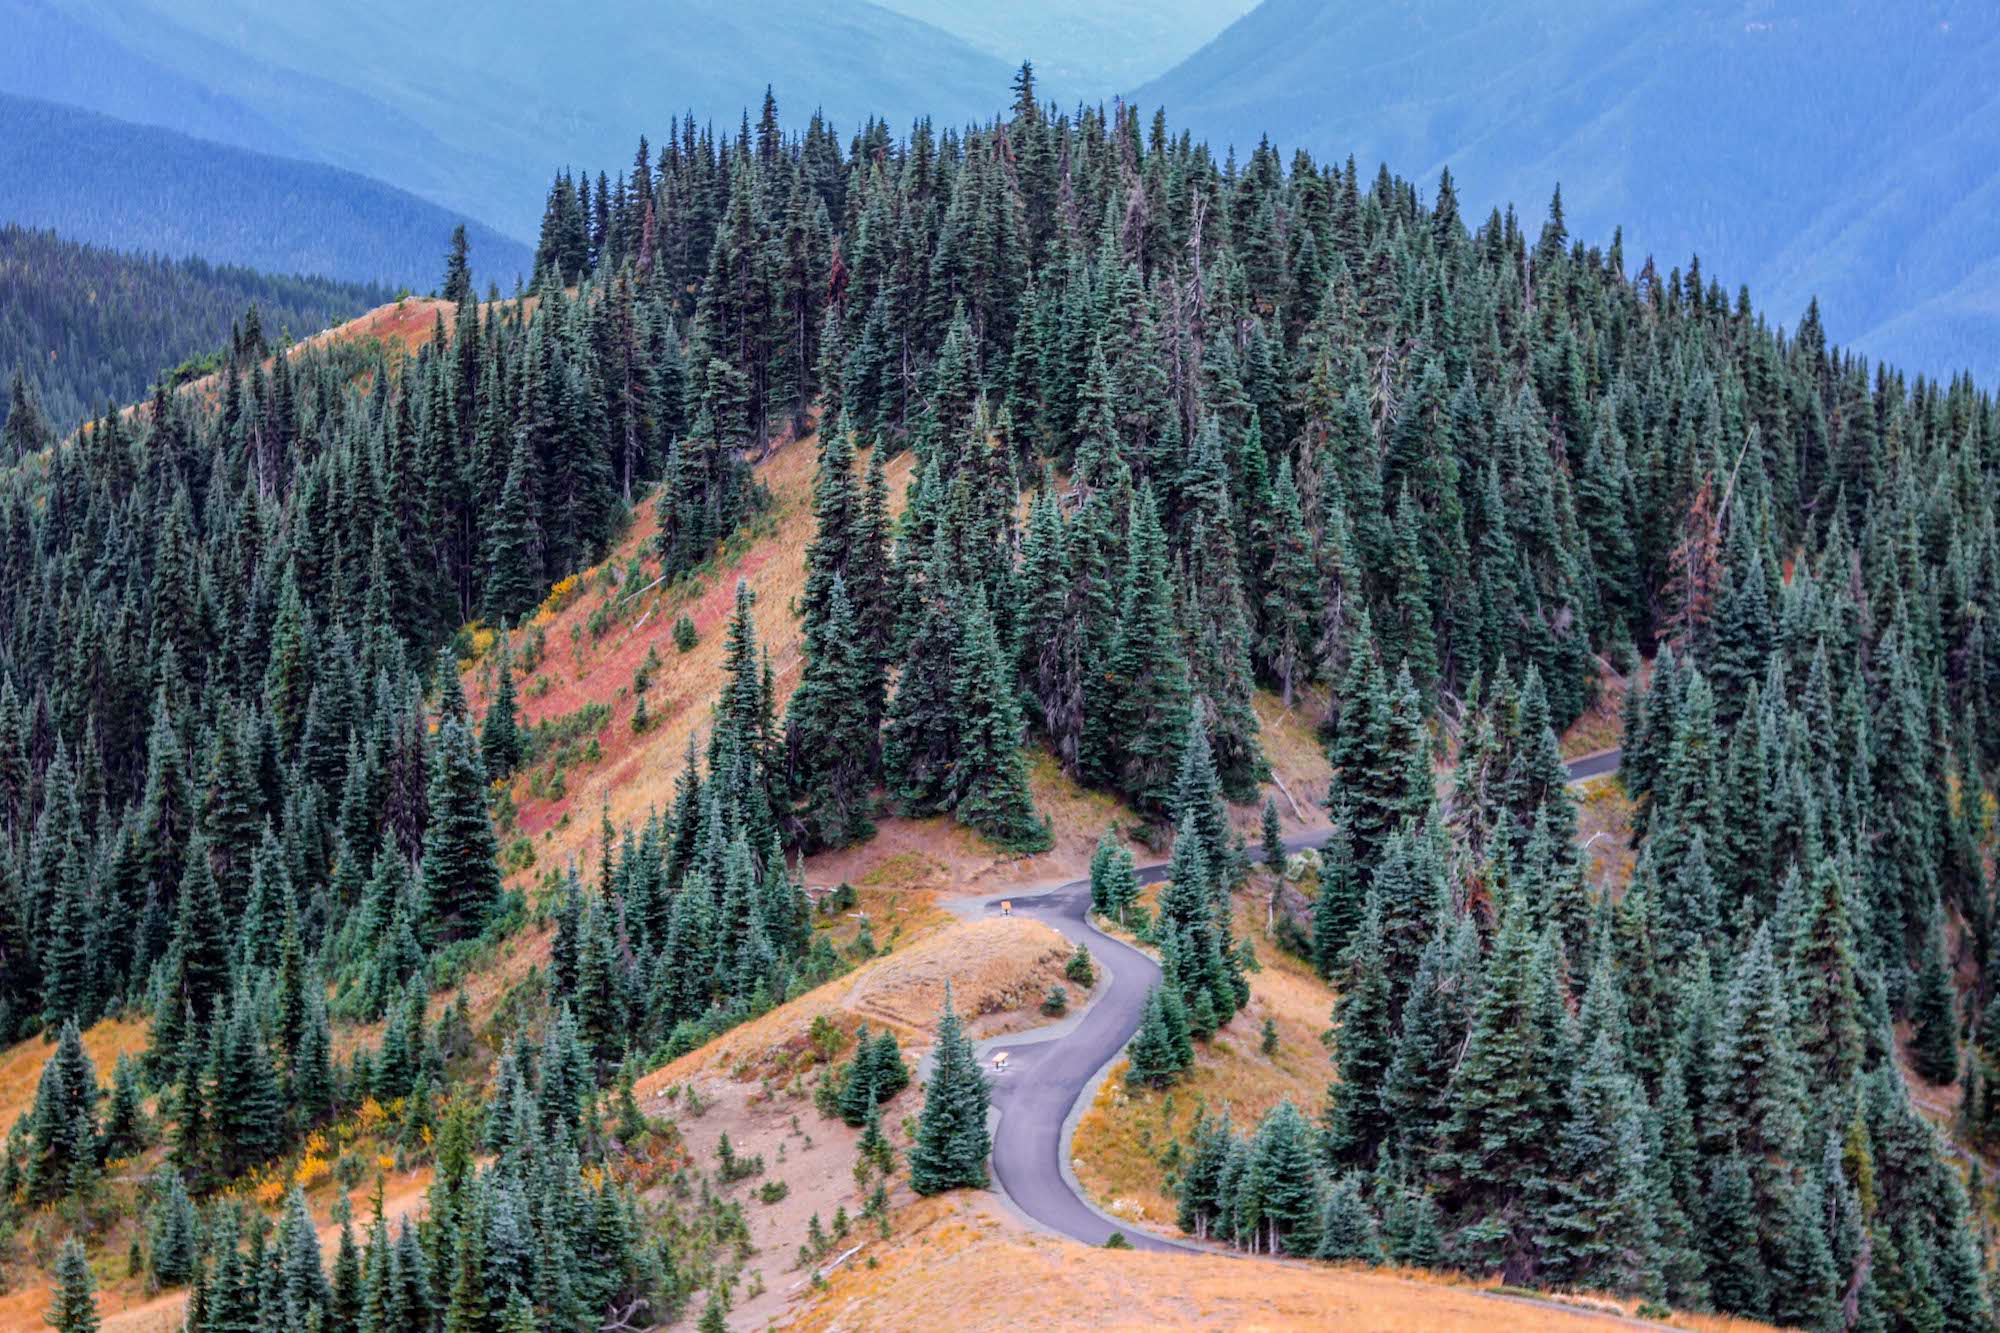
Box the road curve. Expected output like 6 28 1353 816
959 748 1620 1250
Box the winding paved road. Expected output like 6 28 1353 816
957 746 1622 1251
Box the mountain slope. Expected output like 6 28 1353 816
0 0 305 158
0 93 531 290
1136 0 2000 380
871 0 1257 95
20 0 1017 240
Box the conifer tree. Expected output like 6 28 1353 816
481 659 523 777
1311 822 1362 979
419 718 501 940
1324 895 1393 1165
1253 792 1282 866
1245 1100 1323 1255
47 1238 100 1333
1089 829 1140 925
26 1019 100 1200
788 574 878 849
148 1171 199 1286
442 225 474 306
949 590 1047 849
909 985 991 1194
1126 985 1193 1089
1911 908 1959 1085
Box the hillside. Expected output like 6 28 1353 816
0 93 530 289
17 0 1018 240
1136 0 2000 381
0 224 386 434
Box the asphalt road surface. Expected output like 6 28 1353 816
970 747 1621 1250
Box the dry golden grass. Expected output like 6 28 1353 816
794 1193 1774 1332
1073 895 1335 1228
842 917 1073 1037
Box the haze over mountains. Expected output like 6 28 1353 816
1138 0 2000 381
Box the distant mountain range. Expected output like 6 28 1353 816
3 0 1024 243
0 93 530 290
1136 0 2000 382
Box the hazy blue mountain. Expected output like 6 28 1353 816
1136 0 2000 381
873 0 1256 95
0 94 531 290
0 0 304 157
17 0 1018 240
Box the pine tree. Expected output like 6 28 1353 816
1126 985 1193 1089
1245 1100 1323 1255
101 1053 147 1159
909 985 991 1194
148 1171 199 1286
1437 876 1567 1280
27 1019 100 1200
1103 487 1192 815
209 990 283 1177
1911 908 1959 1085
1324 895 1393 1165
481 659 522 776
1539 1033 1658 1295
1311 822 1362 980
1791 855 1865 1089
419 718 501 940
1316 1173 1381 1262
442 225 474 306
1088 830 1140 924
1260 796 1285 876
788 573 878 849
949 590 1047 849
46 1238 100 1333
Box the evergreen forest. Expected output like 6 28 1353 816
5 67 2000 1331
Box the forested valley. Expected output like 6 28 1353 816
4 68 2000 1331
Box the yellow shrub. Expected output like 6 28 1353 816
539 573 583 619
